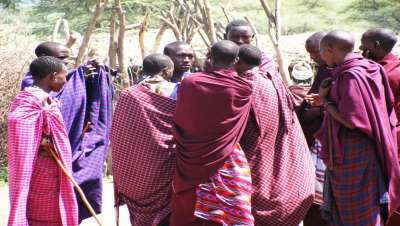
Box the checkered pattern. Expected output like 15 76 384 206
327 130 385 226
7 89 78 226
111 85 176 226
260 51 279 77
21 65 113 221
240 69 315 226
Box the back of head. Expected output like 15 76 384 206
225 19 252 34
306 31 327 49
238 44 261 67
362 28 397 52
163 41 190 56
29 56 64 80
142 53 173 76
34 41 65 57
321 30 355 53
210 41 239 66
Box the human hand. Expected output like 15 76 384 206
305 93 323 107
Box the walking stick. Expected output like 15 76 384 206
43 142 104 226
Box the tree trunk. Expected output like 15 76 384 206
152 23 168 53
259 0 292 85
75 0 109 67
116 1 129 88
52 18 62 42
108 8 118 69
139 10 151 59
203 0 217 44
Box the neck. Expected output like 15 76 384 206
335 52 353 66
375 51 391 62
212 62 232 70
237 65 254 75
172 71 186 82
32 80 52 93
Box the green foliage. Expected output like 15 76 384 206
28 0 169 37
0 0 21 9
0 166 6 186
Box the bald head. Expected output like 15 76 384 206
321 30 355 53
305 31 327 65
34 41 70 64
210 40 239 67
362 28 397 52
306 32 327 49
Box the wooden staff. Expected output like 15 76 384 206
43 142 103 226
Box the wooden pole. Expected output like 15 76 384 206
108 8 118 69
75 0 109 67
116 0 129 88
203 0 217 44
151 23 168 53
52 18 62 42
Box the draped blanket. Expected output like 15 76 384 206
7 90 78 226
21 65 113 220
240 68 315 226
111 85 176 226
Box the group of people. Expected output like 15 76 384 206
6 18 400 226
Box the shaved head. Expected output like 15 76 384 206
362 28 397 52
320 30 355 53
305 31 327 65
306 32 327 49
163 41 191 56
34 41 70 65
210 40 239 67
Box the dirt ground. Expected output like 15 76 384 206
0 180 130 226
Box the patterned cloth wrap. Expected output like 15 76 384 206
21 65 114 221
7 88 78 226
195 144 254 226
111 85 176 226
240 68 315 226
310 140 326 205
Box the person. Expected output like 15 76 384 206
315 30 400 226
163 41 195 83
171 40 254 226
296 32 332 226
8 56 78 226
236 44 315 225
225 19 278 76
111 54 176 226
360 27 400 226
20 41 114 222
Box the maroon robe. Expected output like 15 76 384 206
171 68 252 226
240 68 315 225
378 53 400 226
316 54 400 223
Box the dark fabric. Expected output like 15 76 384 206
315 53 400 215
303 204 329 226
297 66 333 146
172 68 253 193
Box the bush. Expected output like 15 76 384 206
0 15 36 180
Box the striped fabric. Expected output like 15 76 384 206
323 129 388 226
7 88 78 226
194 144 254 226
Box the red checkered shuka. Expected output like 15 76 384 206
240 69 315 226
7 89 78 226
111 85 176 226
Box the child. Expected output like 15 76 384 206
8 56 78 226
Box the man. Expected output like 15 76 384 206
111 54 176 226
163 41 195 83
171 40 254 226
20 41 113 222
225 19 278 76
360 27 400 226
8 56 78 226
296 32 332 226
236 44 315 226
315 30 400 226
